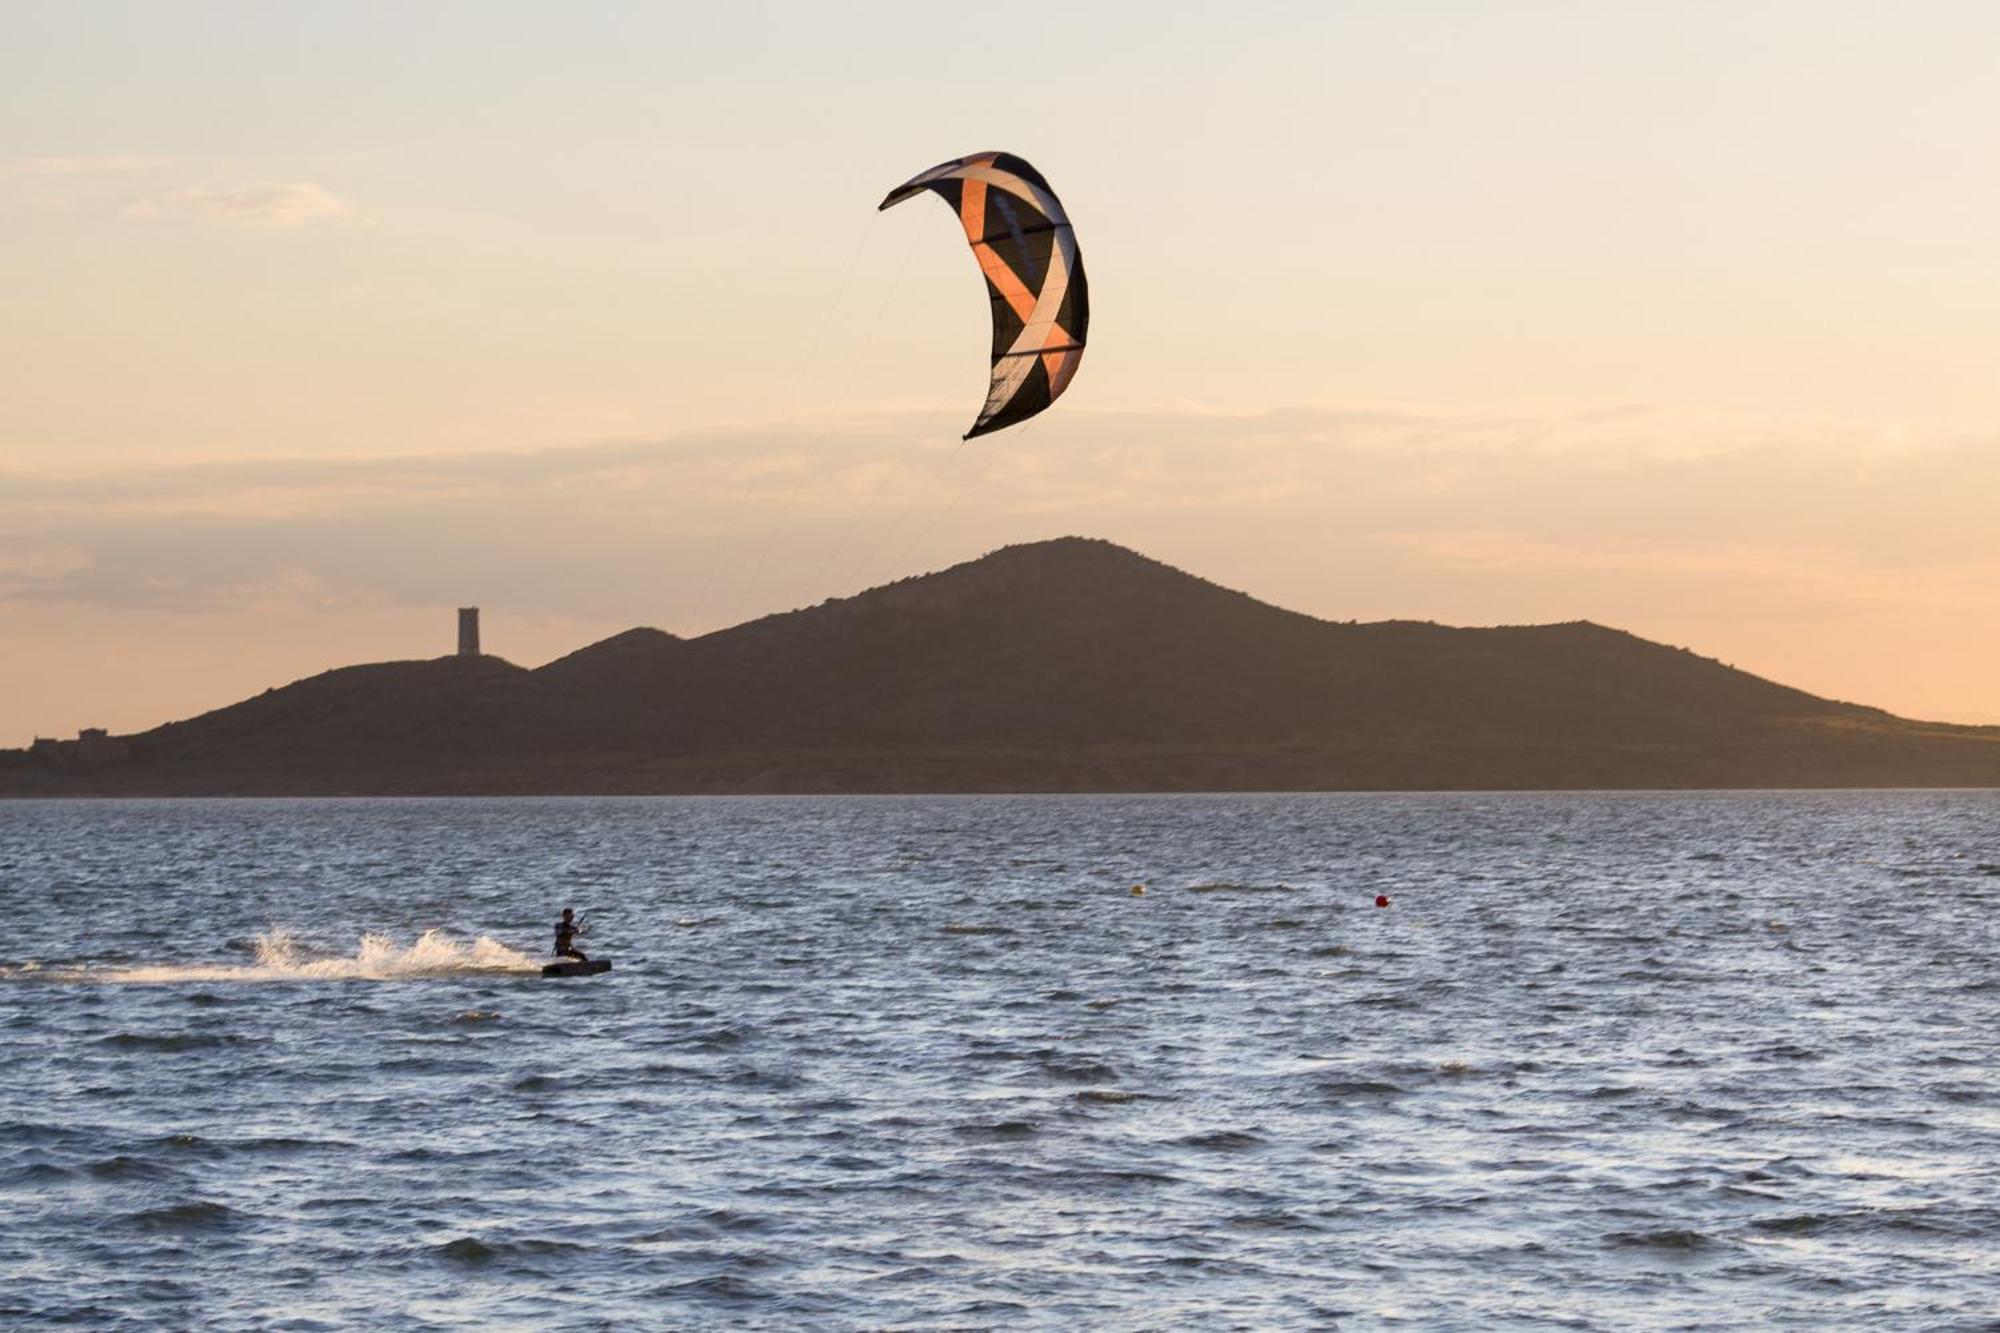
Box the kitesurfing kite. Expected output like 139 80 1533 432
880 152 1089 440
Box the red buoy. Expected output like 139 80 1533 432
1375 894 1391 908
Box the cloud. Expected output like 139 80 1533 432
0 543 92 599
3 403 1997 623
127 181 352 226
14 154 169 176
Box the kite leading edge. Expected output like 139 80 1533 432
879 151 1088 440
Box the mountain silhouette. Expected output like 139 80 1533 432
6 537 1997 794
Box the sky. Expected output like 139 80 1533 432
5 2 1999 739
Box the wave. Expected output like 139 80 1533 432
123 1200 240 1232
1606 1227 1712 1251
16 928 543 984
97 1031 251 1051
1185 882 1296 894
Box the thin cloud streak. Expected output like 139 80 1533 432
126 181 352 226
5 403 1998 613
14 154 169 175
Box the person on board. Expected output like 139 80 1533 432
553 908 588 962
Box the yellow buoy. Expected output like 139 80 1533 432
1131 884 1146 896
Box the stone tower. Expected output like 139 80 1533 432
457 607 480 657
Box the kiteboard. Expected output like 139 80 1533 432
541 959 612 978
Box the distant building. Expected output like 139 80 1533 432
31 728 130 767
76 728 128 763
458 607 480 657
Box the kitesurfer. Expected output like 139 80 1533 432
553 908 588 962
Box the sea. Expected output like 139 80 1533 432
1 793 1996 1331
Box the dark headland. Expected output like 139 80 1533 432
7 536 1998 795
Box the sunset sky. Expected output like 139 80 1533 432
6 2 1999 740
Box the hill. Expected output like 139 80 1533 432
7 537 1999 794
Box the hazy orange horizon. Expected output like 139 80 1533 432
7 5 1998 740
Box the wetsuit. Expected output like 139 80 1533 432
554 918 587 962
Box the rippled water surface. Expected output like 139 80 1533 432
2 793 1997 1330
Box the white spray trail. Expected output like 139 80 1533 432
8 928 544 984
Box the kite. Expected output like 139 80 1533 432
880 151 1089 440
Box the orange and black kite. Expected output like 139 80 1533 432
880 152 1088 440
